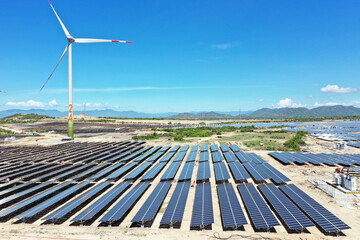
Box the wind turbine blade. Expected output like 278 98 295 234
74 38 133 43
48 0 72 38
40 44 70 92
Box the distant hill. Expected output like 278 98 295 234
249 105 360 118
0 105 359 119
168 111 234 119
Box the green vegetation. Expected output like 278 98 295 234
0 128 16 136
283 130 308 151
83 119 116 123
132 126 255 141
0 114 54 124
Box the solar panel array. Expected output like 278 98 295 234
0 142 351 236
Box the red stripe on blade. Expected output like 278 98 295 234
112 40 119 42
126 41 133 43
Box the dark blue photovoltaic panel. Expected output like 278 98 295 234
220 145 230 152
237 183 279 229
135 146 161 162
43 181 111 221
258 183 314 230
223 152 237 163
89 163 124 181
123 162 152 180
160 161 182 181
199 151 209 162
160 181 191 225
213 162 230 182
72 181 131 222
159 145 171 153
279 184 351 233
200 145 209 152
15 181 92 220
227 161 251 182
229 144 241 152
197 161 211 181
234 151 251 163
210 145 220 152
99 182 151 223
141 162 167 181
211 151 224 163
260 163 290 184
178 162 195 181
173 151 187 162
159 151 176 162
243 162 269 182
247 153 266 164
132 181 172 223
186 151 197 162
190 145 199 152
147 151 166 162
190 182 214 227
180 145 189 152
217 183 247 229
169 145 181 152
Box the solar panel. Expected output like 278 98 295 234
180 145 189 152
190 182 214 228
0 181 37 199
159 145 171 153
200 145 209 152
227 161 251 182
186 151 197 162
243 162 269 182
72 163 111 181
223 152 237 163
237 183 279 230
199 151 209 162
159 151 176 162
213 162 231 183
15 181 93 222
190 145 199 152
89 163 124 181
135 146 161 162
173 151 187 162
105 162 138 180
72 181 131 223
178 162 195 181
169 145 181 153
260 163 290 184
99 181 150 224
217 183 247 229
141 162 167 181
147 151 166 162
229 144 241 152
123 162 152 180
43 181 111 222
210 145 220 152
247 153 266 164
131 181 172 224
211 151 224 163
197 161 211 182
234 151 251 163
160 161 182 181
258 183 314 230
220 145 230 152
279 184 351 233
160 181 191 226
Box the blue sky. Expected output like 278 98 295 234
0 0 359 113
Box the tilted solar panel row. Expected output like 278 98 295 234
217 183 247 229
159 151 177 162
258 183 314 230
223 152 237 163
243 162 269 182
173 151 187 162
132 181 172 224
55 164 96 181
71 163 111 181
247 153 267 164
178 162 195 181
234 151 252 163
199 151 210 162
220 145 230 152
227 161 251 182
200 145 209 152
89 163 125 181
190 145 199 152
0 181 37 199
279 184 350 233
105 162 138 181
179 145 189 152
135 146 162 162
213 162 231 183
229 144 241 152
191 182 214 228
260 163 290 184
120 146 153 163
160 161 182 181
72 181 132 223
169 145 181 153
210 144 220 152
211 151 224 163
160 181 191 226
43 181 112 222
237 183 279 230
123 162 152 180
186 151 198 162
99 181 151 224
197 161 211 182
141 162 168 181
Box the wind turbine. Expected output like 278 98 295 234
41 0 133 140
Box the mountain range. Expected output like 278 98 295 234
0 105 359 119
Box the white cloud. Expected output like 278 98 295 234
48 99 58 107
211 43 235 49
320 85 358 93
277 98 306 108
5 99 58 108
259 99 264 102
